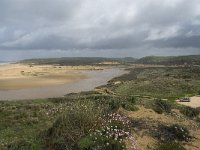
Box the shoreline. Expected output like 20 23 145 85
0 64 126 100
0 64 103 90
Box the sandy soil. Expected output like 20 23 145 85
120 106 200 150
0 64 103 90
177 96 200 108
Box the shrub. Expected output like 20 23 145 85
7 140 42 150
153 106 164 114
126 96 136 104
196 117 200 122
43 100 101 150
78 113 137 150
198 90 200 95
108 97 138 112
121 102 138 112
180 106 200 118
108 99 121 110
78 136 95 149
156 124 192 142
152 99 172 114
157 142 186 150
168 124 191 141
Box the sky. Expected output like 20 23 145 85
0 0 200 61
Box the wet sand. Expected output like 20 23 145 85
0 67 126 100
0 64 103 90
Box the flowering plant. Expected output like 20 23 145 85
78 113 137 150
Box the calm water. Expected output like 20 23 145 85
0 61 15 65
0 68 126 100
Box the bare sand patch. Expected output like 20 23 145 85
0 64 102 90
177 96 200 108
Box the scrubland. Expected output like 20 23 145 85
1 58 200 149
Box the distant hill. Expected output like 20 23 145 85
135 55 200 65
120 57 138 63
19 57 137 66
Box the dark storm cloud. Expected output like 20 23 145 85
0 0 200 60
151 35 200 48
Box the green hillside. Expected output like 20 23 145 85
135 55 200 65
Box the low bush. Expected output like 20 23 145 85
196 117 200 122
109 99 121 110
43 100 101 150
108 97 138 112
157 142 186 150
121 102 139 111
180 106 200 118
155 124 192 142
153 106 164 114
167 124 191 141
78 113 137 150
126 96 136 104
78 136 95 149
152 99 172 114
7 140 42 150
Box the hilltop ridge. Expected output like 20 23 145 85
19 57 137 66
135 55 200 65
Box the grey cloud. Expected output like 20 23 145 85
0 0 200 60
151 35 200 48
146 24 200 48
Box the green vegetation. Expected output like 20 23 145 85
135 55 200 65
0 92 139 150
0 99 70 149
180 106 200 118
108 97 138 112
155 124 192 142
19 57 137 66
77 112 135 150
157 142 186 150
168 124 191 141
1 55 200 149
43 100 101 149
112 67 200 100
152 99 172 114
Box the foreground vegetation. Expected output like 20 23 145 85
0 93 138 150
1 90 200 149
1 57 200 149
